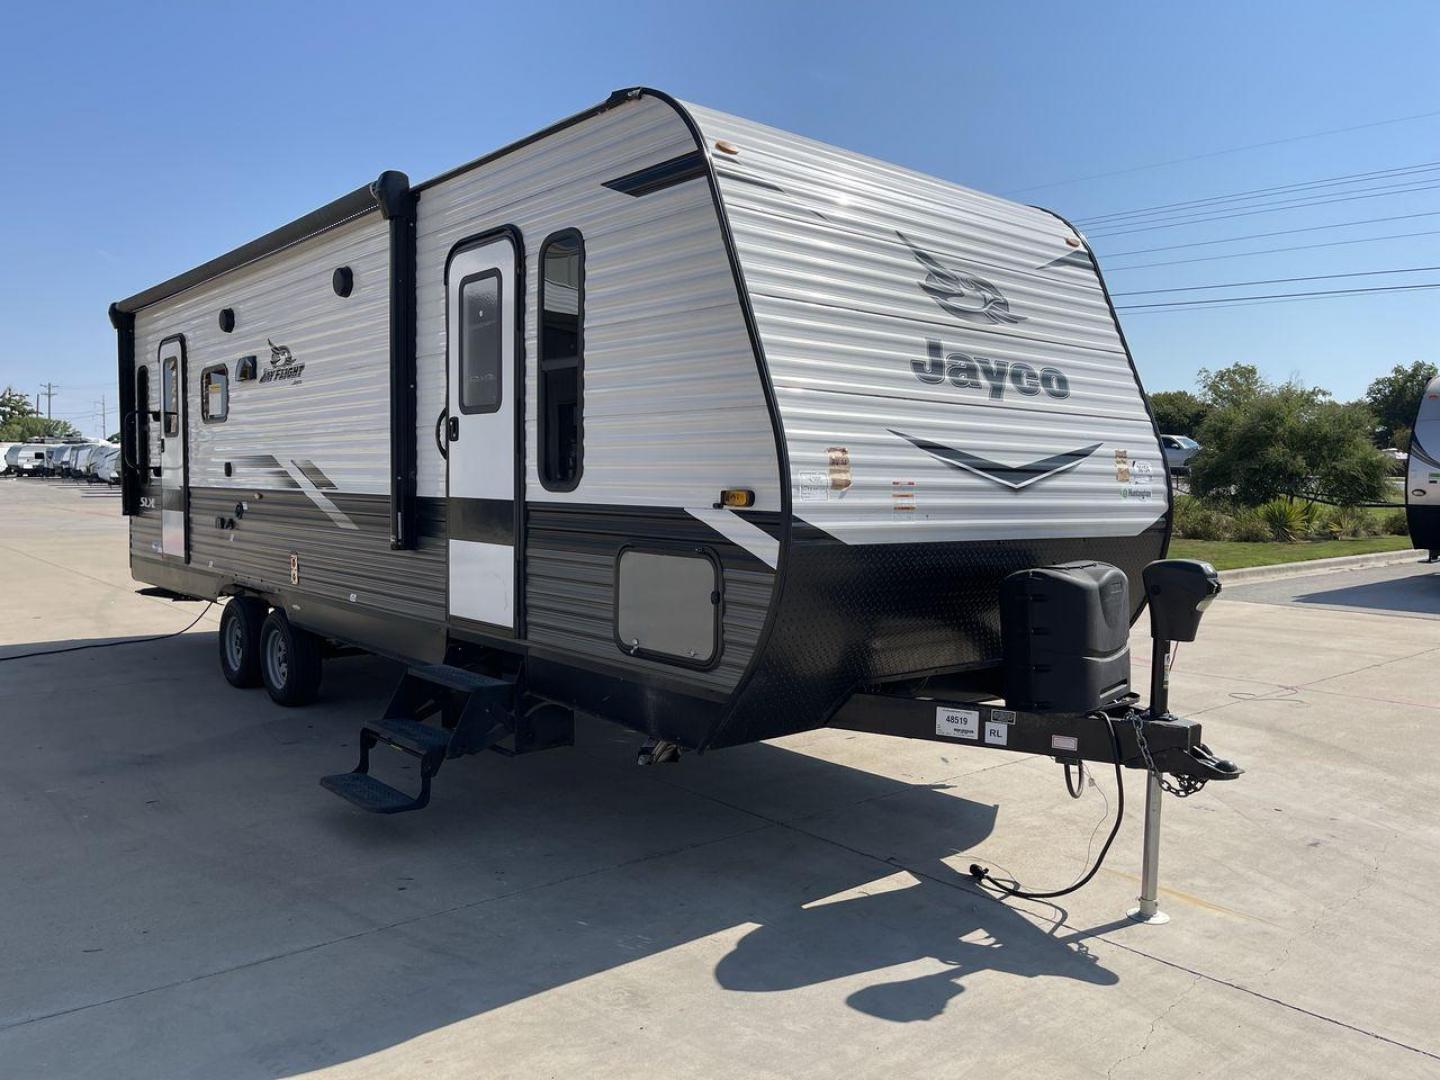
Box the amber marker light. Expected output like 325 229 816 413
719 488 755 508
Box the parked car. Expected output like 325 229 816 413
1161 434 1201 474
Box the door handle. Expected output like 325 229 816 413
447 416 460 442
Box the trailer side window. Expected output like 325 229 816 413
201 365 229 424
162 357 179 437
538 230 584 491
458 270 503 414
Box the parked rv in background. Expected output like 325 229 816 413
1408 374 1440 562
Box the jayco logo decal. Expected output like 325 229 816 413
899 232 1023 326
911 339 1069 400
258 339 305 384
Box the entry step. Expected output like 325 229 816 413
408 664 510 695
320 771 428 814
366 716 452 762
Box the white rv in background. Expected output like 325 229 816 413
109 87 1237 820
1408 374 1440 561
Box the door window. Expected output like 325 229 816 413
162 357 179 436
458 270 503 413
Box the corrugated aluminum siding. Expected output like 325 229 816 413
132 213 392 495
413 95 780 512
683 102 1167 545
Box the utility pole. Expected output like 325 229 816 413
38 382 57 419
97 395 107 438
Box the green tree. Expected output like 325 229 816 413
0 415 79 441
1148 389 1209 438
1196 362 1269 409
0 386 37 426
1189 381 1389 507
1364 360 1438 444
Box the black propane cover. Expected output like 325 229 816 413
1000 561 1132 713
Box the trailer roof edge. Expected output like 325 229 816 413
111 172 409 315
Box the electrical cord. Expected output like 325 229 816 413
1063 760 1086 799
970 712 1127 901
0 601 215 663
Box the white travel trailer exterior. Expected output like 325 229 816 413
1408 374 1440 560
111 89 1237 820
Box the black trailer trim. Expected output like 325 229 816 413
448 497 514 545
602 151 707 197
376 171 419 551
111 175 404 315
108 303 139 515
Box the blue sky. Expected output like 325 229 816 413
2 0 1438 436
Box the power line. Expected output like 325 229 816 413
1114 281 1440 312
1102 227 1440 272
1085 178 1440 239
1077 161 1440 227
1095 209 1440 257
1009 107 1440 195
1109 264 1440 297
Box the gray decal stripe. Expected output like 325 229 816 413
284 460 357 530
1410 435 1440 470
294 459 337 490
602 151 706 197
1037 248 1095 271
892 429 1103 491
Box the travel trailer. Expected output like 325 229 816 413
94 445 121 485
110 86 1239 863
8 441 47 475
1409 374 1440 561
0 443 20 474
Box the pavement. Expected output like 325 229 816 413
2 476 1439 1079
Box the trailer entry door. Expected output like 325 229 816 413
157 336 188 560
446 233 519 631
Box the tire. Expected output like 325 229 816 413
259 610 323 707
218 596 267 688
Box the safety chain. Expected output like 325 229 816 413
1129 711 1208 798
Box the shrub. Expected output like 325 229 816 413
1382 508 1410 536
1257 499 1308 541
1305 504 1340 540
1330 506 1379 539
1231 510 1273 543
1172 495 1233 541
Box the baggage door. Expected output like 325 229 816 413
445 232 519 631
157 335 188 560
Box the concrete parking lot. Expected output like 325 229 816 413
3 477 1439 1079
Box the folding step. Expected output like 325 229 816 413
366 715 452 765
321 664 517 814
320 771 430 815
407 663 510 695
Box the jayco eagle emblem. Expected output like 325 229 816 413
898 231 1024 326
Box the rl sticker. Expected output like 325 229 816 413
983 721 1009 747
935 706 979 740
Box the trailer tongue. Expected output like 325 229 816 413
832 558 1240 920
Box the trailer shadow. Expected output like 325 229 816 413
0 634 1123 1075
1290 564 1440 618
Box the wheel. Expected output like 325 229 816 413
218 596 267 688
259 610 323 706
